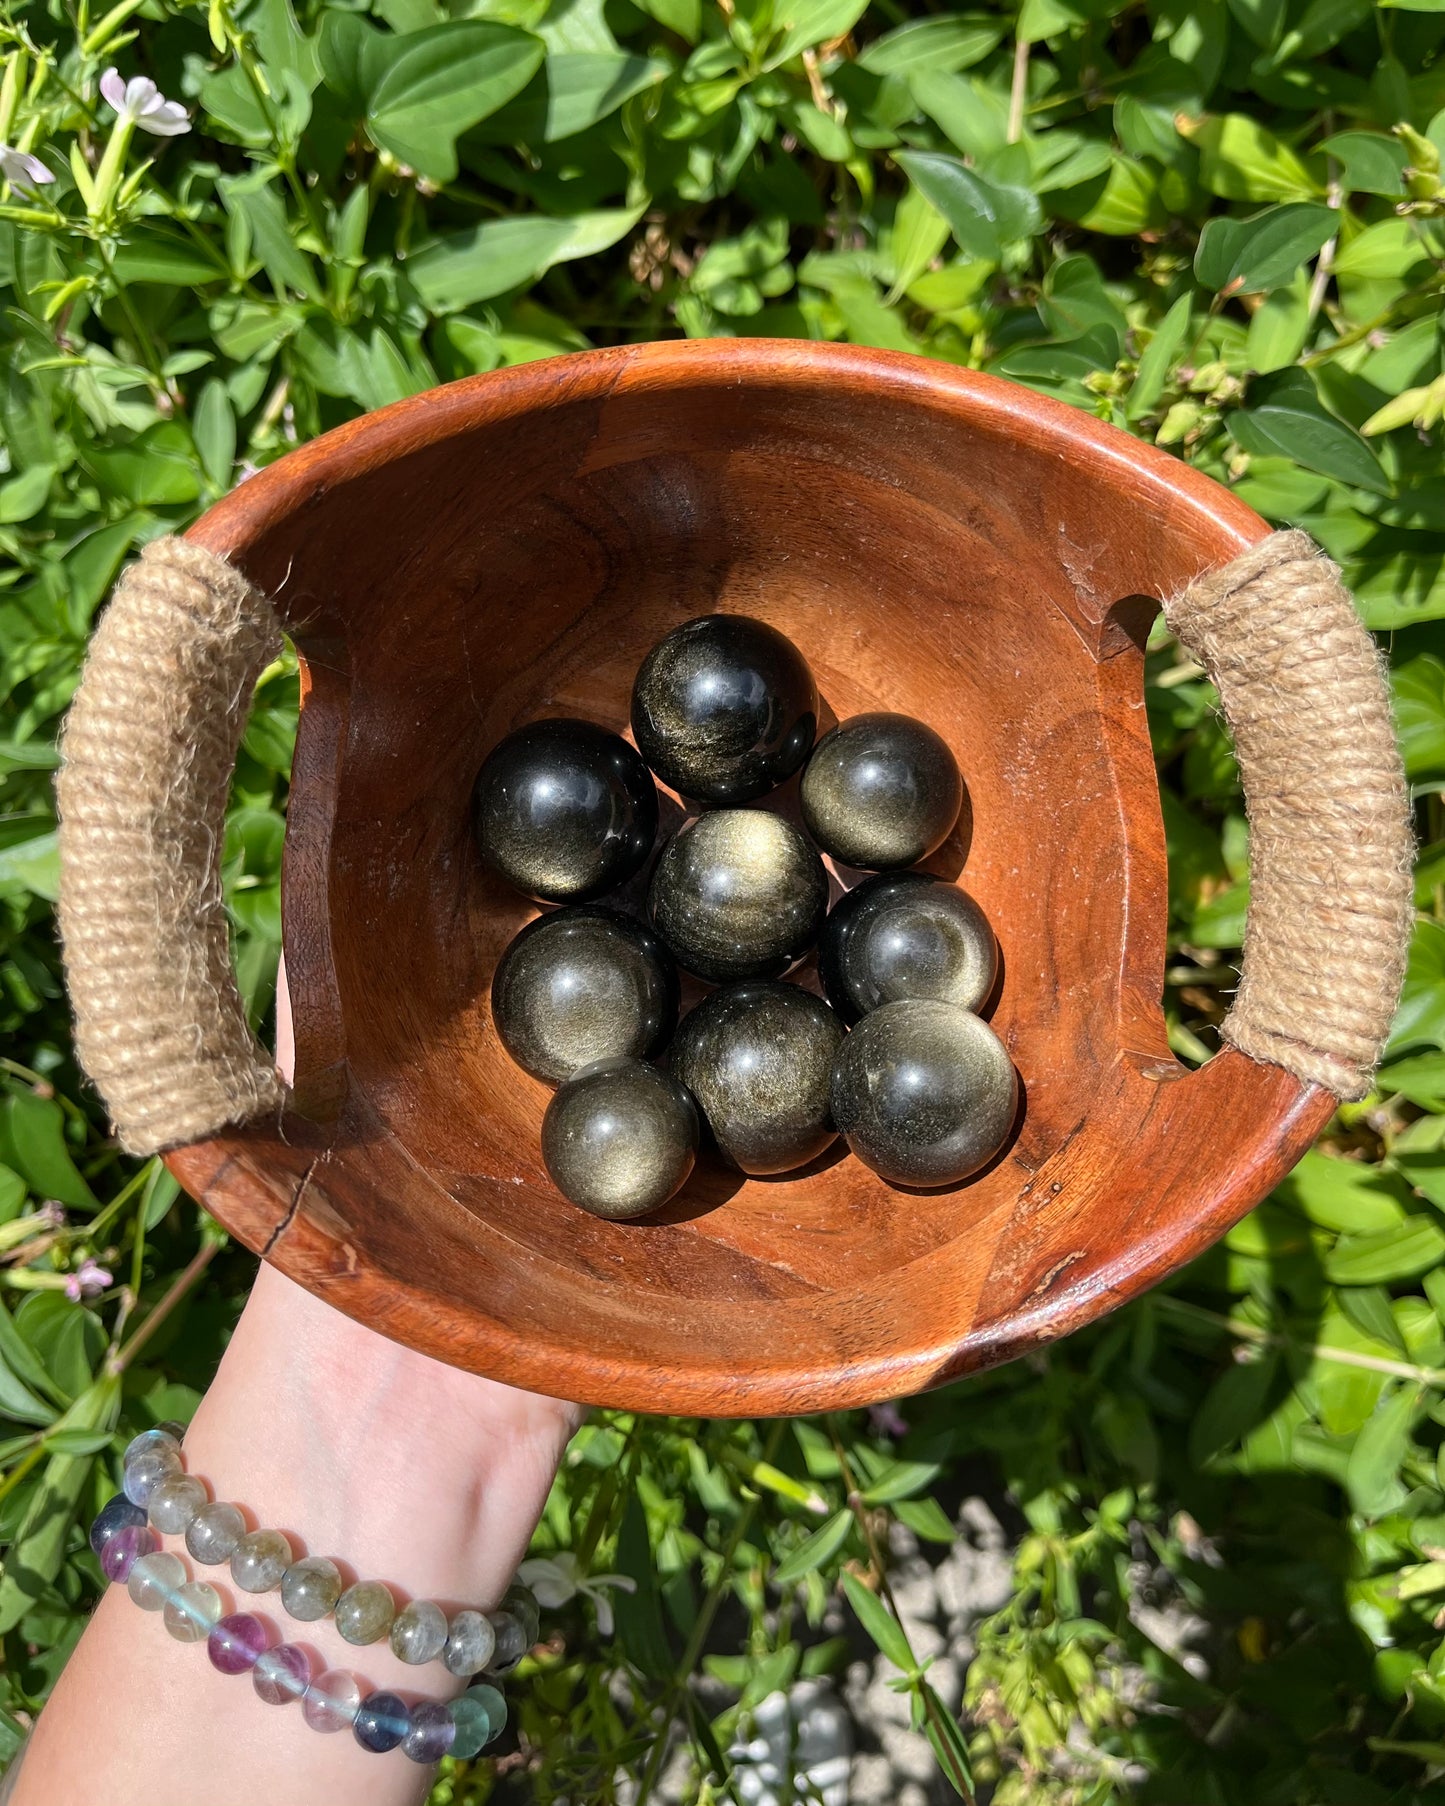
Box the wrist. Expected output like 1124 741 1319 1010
170 1263 577 1689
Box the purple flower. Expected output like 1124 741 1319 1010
868 1401 909 1440
65 1258 113 1302
99 68 190 137
0 145 54 194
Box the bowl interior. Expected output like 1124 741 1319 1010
179 343 1327 1413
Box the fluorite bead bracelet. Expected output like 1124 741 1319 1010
109 1426 539 1678
87 1425 536 1762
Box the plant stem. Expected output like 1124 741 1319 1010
109 1238 218 1375
1155 1295 1445 1387
1007 38 1030 145
827 1421 975 1803
633 1420 785 1806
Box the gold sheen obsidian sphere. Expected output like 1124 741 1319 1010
491 906 678 1087
671 982 844 1175
831 1001 1016 1187
541 1057 699 1220
474 718 658 903
819 873 998 1025
631 614 818 804
800 712 963 870
648 810 828 983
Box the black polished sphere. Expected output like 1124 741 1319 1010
631 614 818 804
800 712 962 870
648 810 829 983
474 718 658 903
831 1000 1016 1187
541 1057 698 1220
491 906 678 1087
672 982 844 1175
819 873 997 1024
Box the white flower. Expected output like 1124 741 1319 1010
517 1552 636 1639
100 68 190 137
0 145 54 194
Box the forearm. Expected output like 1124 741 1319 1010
15 1262 579 1806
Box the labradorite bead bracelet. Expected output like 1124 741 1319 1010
89 1427 536 1761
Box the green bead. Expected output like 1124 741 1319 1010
281 1555 343 1622
448 1695 491 1761
230 1527 293 1593
466 1683 507 1746
390 1598 448 1665
335 1579 395 1645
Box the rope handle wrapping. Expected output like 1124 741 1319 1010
1164 530 1414 1100
56 528 1415 1156
57 537 283 1156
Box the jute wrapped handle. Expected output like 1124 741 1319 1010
57 538 283 1156
56 528 1414 1157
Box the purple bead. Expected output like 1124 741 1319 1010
99 1523 156 1583
89 1493 146 1556
207 1612 269 1675
353 1690 410 1753
401 1699 456 1765
253 1642 311 1705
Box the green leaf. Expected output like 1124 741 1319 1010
860 1459 943 1505
612 1493 672 1678
84 422 204 509
192 378 236 491
1245 280 1311 374
1345 1381 1420 1518
1276 1150 1408 1232
773 1507 855 1584
1128 293 1192 420
0 1338 56 1427
1389 919 1445 1054
0 463 55 525
892 1495 959 1542
0 1374 120 1634
919 1680 975 1798
858 15 1004 74
1378 1051 1445 1109
218 174 318 299
366 23 546 180
1227 0 1287 46
0 1295 65 1410
1226 370 1391 496
1394 655 1445 782
767 0 871 66
485 51 667 143
841 1569 915 1673
1189 1352 1280 1467
1324 1218 1445 1284
1319 130 1409 196
1194 202 1336 294
894 150 1040 261
1333 217 1430 281
111 230 229 288
1049 156 1164 236
16 1292 105 1401
1337 1285 1410 1354
1188 113 1323 201
407 207 643 311
0 1092 96 1210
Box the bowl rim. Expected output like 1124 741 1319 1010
191 337 1269 567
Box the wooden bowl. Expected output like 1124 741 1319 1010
165 340 1333 1416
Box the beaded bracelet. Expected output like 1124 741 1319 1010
105 1426 538 1676
88 1424 540 1763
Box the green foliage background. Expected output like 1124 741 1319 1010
2 0 1445 1798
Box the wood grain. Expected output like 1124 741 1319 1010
167 340 1334 1416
